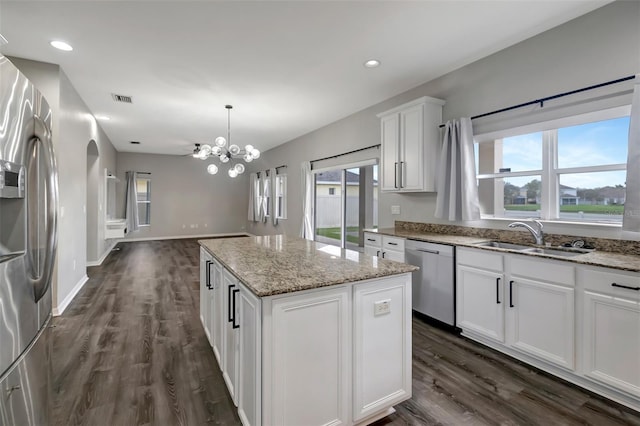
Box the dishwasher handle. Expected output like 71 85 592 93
414 248 440 255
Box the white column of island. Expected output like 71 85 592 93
199 235 417 426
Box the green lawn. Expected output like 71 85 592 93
316 227 360 244
505 204 624 214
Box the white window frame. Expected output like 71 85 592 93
275 173 287 220
475 106 630 226
136 176 151 226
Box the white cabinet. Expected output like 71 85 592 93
222 269 240 406
580 266 640 398
238 283 261 426
200 248 213 344
457 265 505 343
363 232 405 262
264 286 351 426
377 96 445 192
211 259 223 364
456 248 575 370
507 257 575 370
353 277 412 422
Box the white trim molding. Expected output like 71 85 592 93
86 241 118 267
54 274 89 316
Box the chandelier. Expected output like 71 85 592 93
193 105 260 177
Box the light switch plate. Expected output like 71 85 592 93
391 205 400 215
374 299 391 316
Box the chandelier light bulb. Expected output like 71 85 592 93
220 154 230 163
228 168 238 178
243 154 253 162
229 144 240 155
192 152 200 159
251 148 261 159
215 136 227 147
207 164 218 175
234 163 245 174
198 151 208 160
244 144 254 153
200 144 212 157
211 146 222 156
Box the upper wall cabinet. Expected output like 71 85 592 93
377 96 445 192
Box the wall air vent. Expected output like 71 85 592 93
112 93 133 103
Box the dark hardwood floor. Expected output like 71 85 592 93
52 239 640 426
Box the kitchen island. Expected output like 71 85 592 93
199 235 417 426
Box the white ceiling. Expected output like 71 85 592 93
0 1 611 156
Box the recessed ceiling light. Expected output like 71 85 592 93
130 141 141 145
50 40 73 51
364 59 380 68
95 115 110 121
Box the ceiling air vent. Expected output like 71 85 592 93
112 93 133 103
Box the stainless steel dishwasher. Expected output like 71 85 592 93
405 239 455 327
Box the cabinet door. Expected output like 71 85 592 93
583 290 640 397
399 103 425 191
238 285 262 426
507 278 575 370
457 265 505 343
353 275 412 421
212 261 223 365
382 249 404 263
380 114 400 191
222 270 240 406
265 286 350 426
199 249 207 328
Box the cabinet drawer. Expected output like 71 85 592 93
382 236 405 252
580 267 640 299
364 233 381 247
509 255 574 287
457 248 503 272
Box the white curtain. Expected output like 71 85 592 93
270 168 278 226
248 173 258 222
261 171 270 223
300 161 314 239
125 171 139 233
435 118 481 221
623 74 640 231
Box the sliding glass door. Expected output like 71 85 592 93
314 164 378 251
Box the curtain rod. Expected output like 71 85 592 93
311 144 381 164
438 74 636 128
137 172 151 175
276 165 287 170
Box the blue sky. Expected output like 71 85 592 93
488 116 630 189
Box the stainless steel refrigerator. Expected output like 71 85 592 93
0 55 58 425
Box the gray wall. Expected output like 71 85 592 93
116 153 249 239
9 57 118 309
248 1 640 242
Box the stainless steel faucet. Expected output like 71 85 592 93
508 219 544 245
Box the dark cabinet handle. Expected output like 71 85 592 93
611 283 640 291
232 289 240 329
399 161 404 188
367 238 376 242
205 260 212 289
381 252 386 258
388 242 398 246
496 278 501 304
227 284 236 323
509 280 515 308
394 162 398 189
376 250 380 257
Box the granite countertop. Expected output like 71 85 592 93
199 235 418 297
367 228 640 273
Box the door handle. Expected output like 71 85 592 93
29 116 59 303
381 251 386 258
611 283 640 291
231 289 240 329
205 260 213 289
227 284 236 323
399 161 404 188
496 277 501 304
416 248 439 255
394 162 398 189
7 385 20 398
509 280 515 308
387 242 398 246
366 238 376 242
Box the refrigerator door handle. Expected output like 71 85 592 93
29 116 59 303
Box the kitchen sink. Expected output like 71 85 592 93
473 241 532 251
473 241 590 257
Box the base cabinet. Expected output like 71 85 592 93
200 251 412 426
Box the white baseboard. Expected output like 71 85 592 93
121 232 252 242
53 274 89 316
86 241 118 267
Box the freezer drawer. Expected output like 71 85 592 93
0 317 51 426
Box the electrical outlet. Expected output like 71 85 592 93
374 299 391 316
391 205 400 215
